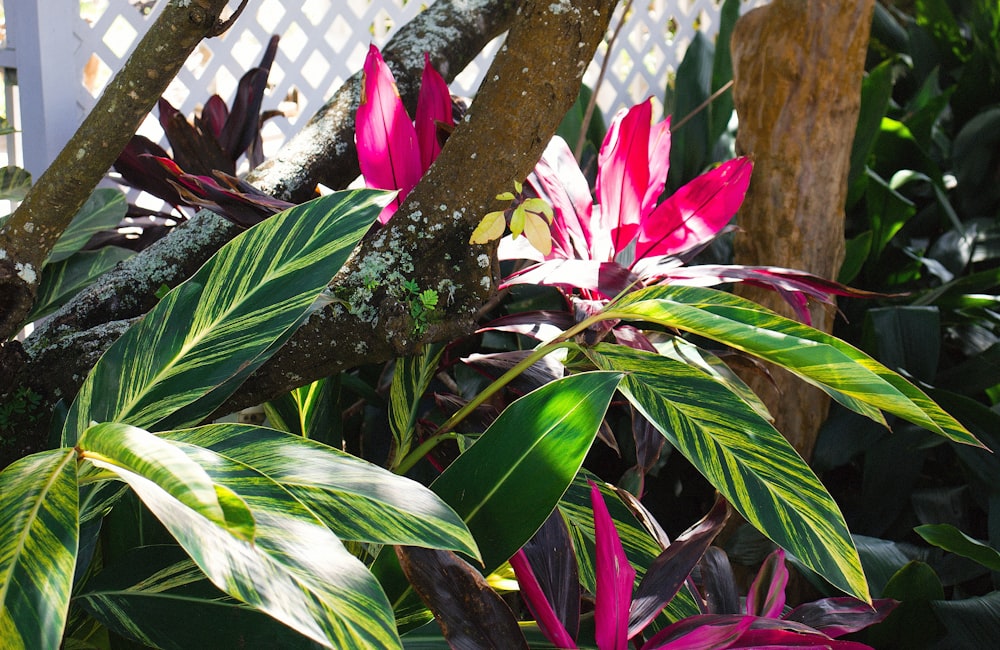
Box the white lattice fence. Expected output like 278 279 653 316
75 0 765 165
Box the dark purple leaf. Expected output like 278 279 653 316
219 35 279 160
697 547 739 615
112 136 186 207
631 407 665 477
612 325 657 353
747 549 788 619
160 98 234 176
728 618 874 649
509 550 577 649
197 94 229 139
614 489 671 551
396 546 528 650
462 351 564 395
628 497 731 637
519 510 581 642
783 597 897 638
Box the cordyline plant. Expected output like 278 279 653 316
111 34 292 227
510 482 896 649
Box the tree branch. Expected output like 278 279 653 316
0 0 232 340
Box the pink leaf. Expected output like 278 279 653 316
642 117 672 216
356 44 421 223
746 549 788 619
597 100 653 258
641 614 754 650
590 481 634 650
500 259 639 299
528 136 595 260
510 550 578 649
635 157 752 261
415 52 453 172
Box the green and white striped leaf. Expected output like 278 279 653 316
78 422 254 541
264 376 339 444
162 423 478 556
0 166 31 202
29 247 135 321
0 448 79 650
102 433 400 649
606 285 979 447
389 343 445 465
47 188 127 264
77 545 322 649
587 343 868 601
62 189 390 444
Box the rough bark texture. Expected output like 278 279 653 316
0 0 232 340
730 0 876 460
1 0 615 467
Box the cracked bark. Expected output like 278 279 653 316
1 0 615 468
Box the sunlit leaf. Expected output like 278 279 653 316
470 210 507 244
163 423 477 556
605 284 980 447
62 190 389 444
0 449 79 650
587 343 869 601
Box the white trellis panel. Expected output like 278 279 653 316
7 0 768 178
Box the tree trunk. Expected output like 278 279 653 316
730 0 875 460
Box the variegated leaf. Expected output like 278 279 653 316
162 423 477 556
389 343 445 465
62 189 390 444
587 343 868 601
102 435 400 649
0 449 79 650
605 284 980 447
47 188 127 264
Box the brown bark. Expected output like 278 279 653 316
730 0 876 460
0 0 232 340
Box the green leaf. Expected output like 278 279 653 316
29 247 135 321
915 523 1000 572
77 545 322 649
62 189 390 444
162 423 477 556
605 285 980 447
667 32 714 191
587 344 868 601
0 448 79 650
264 376 341 445
47 189 127 264
109 433 400 649
389 344 445 465
377 372 622 619
78 422 254 540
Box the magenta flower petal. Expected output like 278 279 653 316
597 100 653 258
356 44 422 222
590 481 634 650
415 52 453 172
635 157 752 261
510 550 578 649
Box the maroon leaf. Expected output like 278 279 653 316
396 545 529 650
697 547 740 615
159 97 234 176
518 509 581 643
113 136 186 208
219 35 279 161
462 351 565 396
197 94 229 140
783 597 898 638
501 259 640 299
477 310 576 342
728 617 874 649
628 497 731 638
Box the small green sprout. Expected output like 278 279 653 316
403 279 439 334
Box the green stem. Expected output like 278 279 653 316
392 312 610 474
